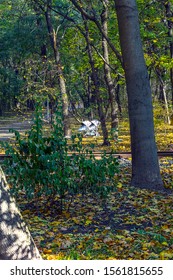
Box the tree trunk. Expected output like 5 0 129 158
115 0 164 191
45 1 71 138
101 0 119 138
165 1 173 106
0 167 42 260
115 75 122 118
83 16 110 145
156 69 170 124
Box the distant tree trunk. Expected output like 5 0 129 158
156 69 170 124
165 1 173 106
83 16 110 145
158 83 164 103
115 75 122 117
45 1 71 137
157 70 166 104
0 167 42 260
101 0 119 137
115 0 164 191
0 104 3 116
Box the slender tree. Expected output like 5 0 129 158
45 0 71 137
115 0 164 191
101 0 119 135
83 15 110 145
164 1 173 105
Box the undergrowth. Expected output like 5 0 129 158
1 104 119 212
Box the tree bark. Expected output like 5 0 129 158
45 0 71 138
83 16 110 145
115 75 122 117
115 0 164 190
156 69 170 124
0 167 42 260
101 0 119 137
165 1 173 106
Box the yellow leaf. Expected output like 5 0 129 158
43 249 52 254
160 251 173 260
125 237 134 242
85 219 92 226
115 235 124 240
142 247 148 251
93 243 101 250
77 243 84 249
117 182 122 189
46 253 64 260
72 218 81 224
46 232 54 237
50 221 60 226
46 255 56 260
161 225 169 230
64 212 70 219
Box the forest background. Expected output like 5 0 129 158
0 0 173 260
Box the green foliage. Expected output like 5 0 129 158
1 104 119 211
1 0 172 118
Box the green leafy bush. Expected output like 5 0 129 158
1 104 119 211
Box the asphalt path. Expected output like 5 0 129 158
0 117 33 142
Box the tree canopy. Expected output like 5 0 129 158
0 0 172 116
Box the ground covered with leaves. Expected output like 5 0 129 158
16 159 173 260
1 108 173 260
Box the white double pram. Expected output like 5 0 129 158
78 120 100 136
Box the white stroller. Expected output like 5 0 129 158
78 120 100 136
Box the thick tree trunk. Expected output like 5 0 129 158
115 0 164 190
0 167 42 260
101 0 119 137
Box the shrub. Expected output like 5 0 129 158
1 104 119 211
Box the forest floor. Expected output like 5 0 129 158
20 164 173 260
1 110 173 259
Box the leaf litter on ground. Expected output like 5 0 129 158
15 158 173 260
1 109 173 259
